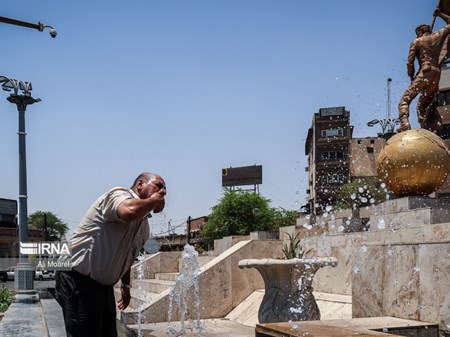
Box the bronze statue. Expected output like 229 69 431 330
398 8 450 132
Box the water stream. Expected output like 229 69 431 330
167 244 203 337
135 252 146 337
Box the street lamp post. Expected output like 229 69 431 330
0 76 41 290
0 13 56 291
0 16 57 37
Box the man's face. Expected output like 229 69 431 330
138 176 166 199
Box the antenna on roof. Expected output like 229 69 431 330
387 78 392 119
367 78 399 139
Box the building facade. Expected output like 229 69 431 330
305 107 353 214
349 137 385 179
0 198 44 258
305 107 385 214
432 62 450 197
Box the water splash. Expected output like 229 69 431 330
134 252 146 337
378 218 386 230
167 244 203 336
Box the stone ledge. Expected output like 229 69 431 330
360 197 450 218
256 317 439 337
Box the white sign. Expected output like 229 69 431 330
20 242 71 256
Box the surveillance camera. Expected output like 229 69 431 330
50 29 57 38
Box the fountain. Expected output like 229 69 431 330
135 252 146 337
167 244 203 337
238 257 337 323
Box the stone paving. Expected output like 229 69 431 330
0 289 257 337
0 300 48 337
124 319 255 337
0 289 66 337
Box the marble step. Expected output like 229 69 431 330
114 278 175 310
155 272 179 282
132 278 175 294
114 285 163 310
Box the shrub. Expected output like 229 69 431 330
0 287 14 313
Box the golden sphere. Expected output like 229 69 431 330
377 129 450 197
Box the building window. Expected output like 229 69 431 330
320 151 345 160
367 147 374 153
318 174 346 184
321 128 344 137
438 90 450 106
438 125 450 139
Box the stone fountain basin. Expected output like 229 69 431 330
238 257 337 323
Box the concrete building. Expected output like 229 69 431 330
0 198 44 259
349 137 385 179
305 107 385 214
155 216 209 251
433 61 450 197
305 107 353 214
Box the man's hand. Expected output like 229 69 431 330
117 288 131 310
151 191 165 213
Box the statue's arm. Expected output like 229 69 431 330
407 41 417 81
435 8 450 24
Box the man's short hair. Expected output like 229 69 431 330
415 24 431 37
131 172 154 188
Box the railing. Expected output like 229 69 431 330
0 227 16 236
0 227 44 239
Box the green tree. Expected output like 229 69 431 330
28 211 69 241
334 177 387 210
273 208 298 228
201 189 296 242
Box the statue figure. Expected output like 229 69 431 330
398 9 450 132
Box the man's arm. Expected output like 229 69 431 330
117 191 165 223
120 269 131 286
117 269 131 310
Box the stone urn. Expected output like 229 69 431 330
238 257 337 323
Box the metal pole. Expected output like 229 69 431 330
0 15 57 37
17 100 29 246
187 216 191 245
2 77 41 291
0 16 41 31
44 213 48 241
387 78 392 119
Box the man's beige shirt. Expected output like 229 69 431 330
69 187 149 285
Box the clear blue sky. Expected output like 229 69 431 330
0 0 441 236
